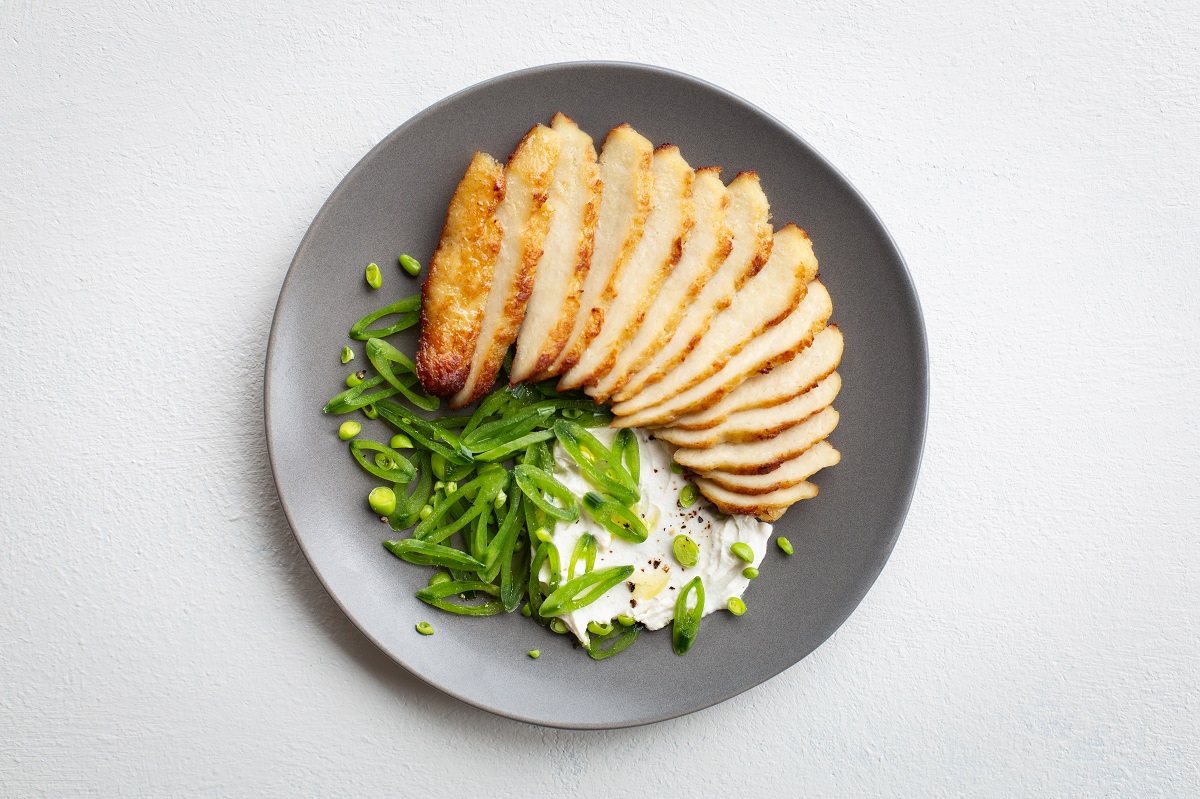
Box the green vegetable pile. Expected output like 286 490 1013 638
324 289 654 660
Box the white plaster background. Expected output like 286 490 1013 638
2 1 1198 795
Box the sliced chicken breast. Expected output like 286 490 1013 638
587 167 732 402
673 405 840 475
509 113 600 383
611 172 772 402
672 325 844 431
415 151 505 396
558 144 695 390
449 125 562 409
693 478 820 522
655 372 841 447
539 124 654 380
698 440 841 495
611 225 817 421
612 280 832 429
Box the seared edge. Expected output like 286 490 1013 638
673 405 840 475
694 478 820 522
655 372 841 447
589 167 732 402
545 124 654 381
613 172 772 401
614 280 833 429
671 325 843 431
560 144 695 389
450 124 562 408
510 113 600 383
415 151 505 396
611 225 816 420
700 440 842 495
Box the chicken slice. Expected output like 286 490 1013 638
539 124 654 380
697 440 841 496
693 478 819 522
655 372 841 447
673 405 840 474
672 326 843 431
558 145 695 390
509 113 600 383
611 172 772 402
587 167 732 402
611 226 817 421
415 151 505 396
449 125 562 409
612 280 832 429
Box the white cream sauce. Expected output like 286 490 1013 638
542 428 773 645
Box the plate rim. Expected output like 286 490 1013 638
264 60 929 729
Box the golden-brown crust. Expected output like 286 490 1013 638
584 146 695 390
673 406 839 474
600 167 731 401
701 441 841 495
609 225 813 423
706 475 807 497
611 171 772 401
415 151 505 396
587 209 691 391
670 324 843 430
728 173 771 286
551 124 654 383
510 113 600 384
613 318 828 430
449 126 561 408
656 373 841 450
528 147 600 379
693 477 819 520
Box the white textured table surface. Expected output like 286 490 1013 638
3 2 1198 796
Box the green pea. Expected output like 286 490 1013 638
368 486 397 516
561 408 583 419
533 527 553 544
361 403 379 420
340 346 354 364
374 453 394 470
338 420 361 440
399 253 421 276
777 537 794 555
587 620 614 636
494 490 507 509
679 483 699 508
730 542 754 563
672 534 699 567
428 572 453 587
670 461 685 475
433 481 445 493
389 433 414 449
415 621 435 636
520 603 532 617
346 370 366 388
444 481 458 495
727 597 747 616
365 262 382 289
431 452 448 480
549 619 569 635
742 567 759 579
528 649 540 659
418 505 433 520
616 614 636 627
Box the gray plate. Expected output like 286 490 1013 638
265 62 927 729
